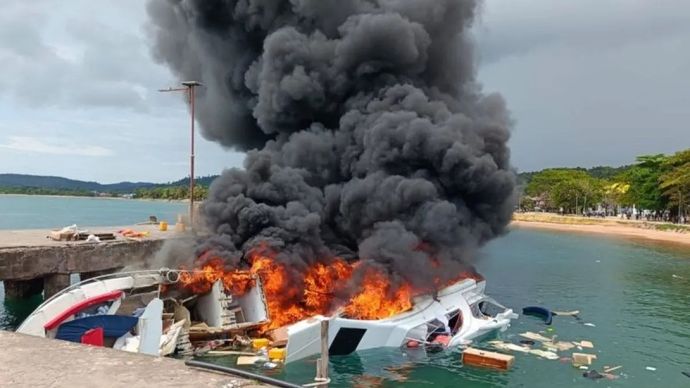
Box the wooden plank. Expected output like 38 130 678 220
463 348 514 371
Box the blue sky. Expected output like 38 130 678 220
1 0 688 182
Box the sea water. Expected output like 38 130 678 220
0 194 186 230
2 220 689 387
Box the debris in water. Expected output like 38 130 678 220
268 347 286 362
488 340 530 353
262 362 279 370
646 366 657 371
583 370 604 380
529 349 559 360
463 348 515 370
604 365 622 373
553 310 580 316
519 340 535 346
572 353 597 367
522 306 553 325
519 332 553 343
579 340 594 349
237 356 262 366
583 323 596 327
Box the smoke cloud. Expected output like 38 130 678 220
147 0 515 290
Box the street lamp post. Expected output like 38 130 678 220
159 81 202 228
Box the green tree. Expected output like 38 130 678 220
618 154 668 210
526 169 604 213
659 150 690 217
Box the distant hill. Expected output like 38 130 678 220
0 173 219 193
517 165 631 186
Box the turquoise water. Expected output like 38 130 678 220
0 194 186 229
2 225 690 386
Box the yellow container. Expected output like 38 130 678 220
268 347 286 361
252 338 270 350
159 221 168 231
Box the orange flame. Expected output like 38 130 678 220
343 268 413 320
178 245 477 330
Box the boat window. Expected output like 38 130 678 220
470 302 484 318
447 309 463 334
478 299 505 317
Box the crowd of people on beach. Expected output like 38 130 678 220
550 206 688 224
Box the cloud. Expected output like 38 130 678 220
473 0 690 172
0 136 114 157
0 0 172 112
475 0 690 65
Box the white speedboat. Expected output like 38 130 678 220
17 269 516 362
17 269 269 357
285 278 517 362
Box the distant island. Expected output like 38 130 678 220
0 173 218 200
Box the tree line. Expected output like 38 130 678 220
134 185 208 201
519 149 690 223
0 186 95 197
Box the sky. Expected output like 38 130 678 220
1 0 688 183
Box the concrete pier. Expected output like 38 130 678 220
0 224 188 299
0 331 269 387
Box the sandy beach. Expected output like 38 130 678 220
512 213 690 247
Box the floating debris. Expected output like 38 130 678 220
463 348 515 370
522 306 553 325
237 356 263 366
604 365 622 373
488 340 530 353
572 353 597 367
529 349 559 360
552 310 580 316
583 370 604 380
520 331 553 343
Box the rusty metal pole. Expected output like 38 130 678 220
160 81 201 229
188 85 196 227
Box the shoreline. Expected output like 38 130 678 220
0 193 187 203
512 216 690 248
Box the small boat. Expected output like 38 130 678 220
17 268 517 362
17 269 270 357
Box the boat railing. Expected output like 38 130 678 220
22 268 197 324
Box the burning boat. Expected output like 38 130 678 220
17 266 516 363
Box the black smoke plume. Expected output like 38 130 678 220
147 0 515 290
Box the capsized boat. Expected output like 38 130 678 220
17 268 517 362
285 277 518 362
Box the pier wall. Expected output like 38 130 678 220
0 225 184 299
